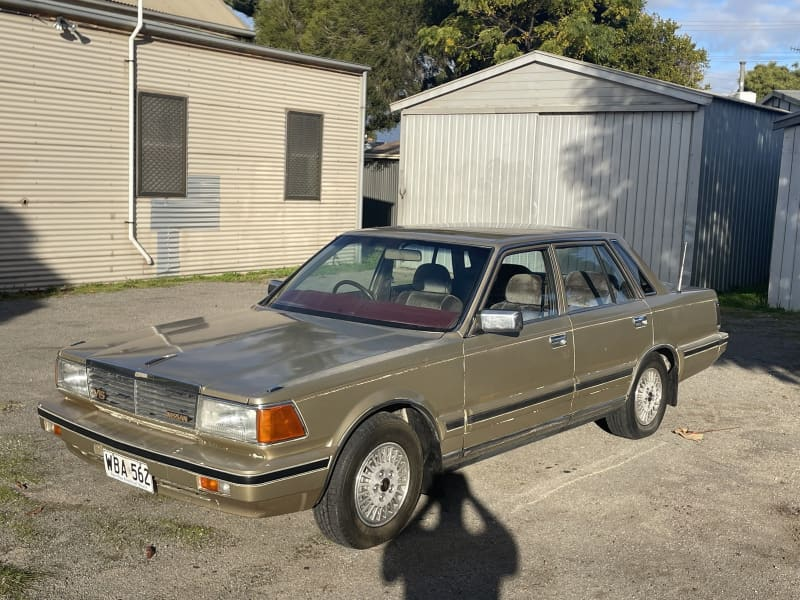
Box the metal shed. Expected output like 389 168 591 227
768 112 800 311
762 90 800 113
0 0 368 290
390 51 784 291
362 142 399 228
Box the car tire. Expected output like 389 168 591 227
604 355 669 439
313 412 423 549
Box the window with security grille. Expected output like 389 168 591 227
285 111 323 200
137 92 187 197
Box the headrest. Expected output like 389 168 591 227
412 263 452 294
505 273 543 305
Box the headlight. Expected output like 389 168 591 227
196 396 306 444
57 357 88 399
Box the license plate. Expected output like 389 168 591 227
103 449 155 494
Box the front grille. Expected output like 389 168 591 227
87 362 198 428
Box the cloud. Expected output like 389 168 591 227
646 0 800 91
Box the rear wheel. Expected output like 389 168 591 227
604 355 669 439
313 412 423 548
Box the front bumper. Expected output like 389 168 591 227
38 399 330 517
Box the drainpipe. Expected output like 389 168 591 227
127 0 153 264
356 71 367 229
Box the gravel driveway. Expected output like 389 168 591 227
1 283 798 600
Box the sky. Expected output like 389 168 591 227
647 0 800 92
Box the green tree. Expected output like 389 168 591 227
255 0 440 131
418 0 708 88
744 62 800 100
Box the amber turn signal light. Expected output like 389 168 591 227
198 476 218 492
198 476 230 495
256 404 305 444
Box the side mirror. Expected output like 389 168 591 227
479 309 523 334
266 279 284 297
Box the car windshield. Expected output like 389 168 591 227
268 234 492 331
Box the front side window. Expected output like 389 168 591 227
556 244 636 312
269 235 491 331
137 92 187 197
285 111 323 200
484 249 557 322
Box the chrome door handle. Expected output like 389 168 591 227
633 315 649 328
549 333 568 348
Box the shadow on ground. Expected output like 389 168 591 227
718 311 800 384
382 472 518 600
0 204 62 324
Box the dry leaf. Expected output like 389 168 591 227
673 427 704 442
145 545 156 559
25 505 44 516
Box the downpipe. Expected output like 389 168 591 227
127 0 153 265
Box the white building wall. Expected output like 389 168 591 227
0 9 363 290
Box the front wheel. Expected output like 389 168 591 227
604 355 670 439
313 412 423 549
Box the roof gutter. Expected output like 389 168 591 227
127 0 153 265
0 0 369 75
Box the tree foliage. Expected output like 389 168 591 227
255 0 441 131
744 62 800 100
253 0 708 130
418 0 708 88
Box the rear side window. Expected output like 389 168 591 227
556 244 635 312
611 241 655 295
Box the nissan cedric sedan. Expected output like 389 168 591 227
39 227 728 548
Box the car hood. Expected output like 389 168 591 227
68 307 441 401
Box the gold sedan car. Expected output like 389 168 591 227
39 227 728 548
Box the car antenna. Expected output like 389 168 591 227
677 241 688 293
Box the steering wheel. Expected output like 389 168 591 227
332 279 375 300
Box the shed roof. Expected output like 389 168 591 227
762 90 800 107
774 111 800 130
365 142 400 159
391 51 782 114
1 0 369 75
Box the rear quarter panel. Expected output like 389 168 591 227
646 289 726 381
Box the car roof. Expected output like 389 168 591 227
348 225 618 248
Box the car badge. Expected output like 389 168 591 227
90 387 108 401
165 410 191 424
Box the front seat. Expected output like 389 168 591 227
396 264 463 312
491 273 544 318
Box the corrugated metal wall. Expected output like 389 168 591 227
0 12 130 289
768 125 800 310
135 39 362 278
398 111 696 284
693 99 783 290
0 9 363 290
363 159 399 204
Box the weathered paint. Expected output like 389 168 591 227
768 123 800 311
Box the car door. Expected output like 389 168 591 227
462 246 575 454
555 242 653 421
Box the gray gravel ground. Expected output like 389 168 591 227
1 283 798 600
